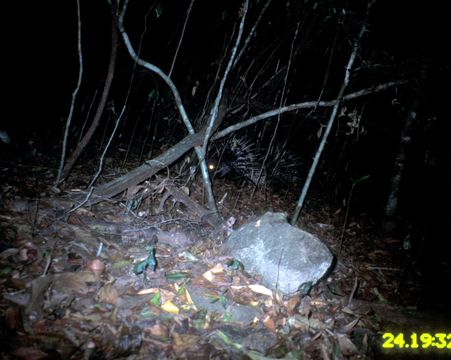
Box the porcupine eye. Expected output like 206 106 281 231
208 162 216 172
207 158 230 178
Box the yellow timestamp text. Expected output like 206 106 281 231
382 332 451 350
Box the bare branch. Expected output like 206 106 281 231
291 0 377 224
203 0 249 149
55 0 83 185
84 79 405 207
200 0 249 213
119 0 222 214
119 0 194 135
214 80 406 140
60 1 119 182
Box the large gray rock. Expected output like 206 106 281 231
226 212 333 295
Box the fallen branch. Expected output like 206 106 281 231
162 182 221 227
74 79 406 207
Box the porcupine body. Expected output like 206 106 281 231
208 136 266 187
208 136 301 189
263 143 302 188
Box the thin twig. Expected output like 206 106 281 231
66 187 94 216
347 276 359 307
339 182 355 254
291 0 376 225
169 0 195 77
55 0 83 185
234 0 272 67
253 21 299 197
198 0 249 213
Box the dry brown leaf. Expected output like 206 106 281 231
336 334 359 356
286 295 300 314
263 314 276 332
247 284 273 298
53 271 96 295
13 347 48 360
137 287 160 295
172 332 200 355
97 283 118 305
202 263 225 282
148 322 168 338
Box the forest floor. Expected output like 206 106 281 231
0 150 449 359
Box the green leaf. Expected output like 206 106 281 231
133 246 157 275
220 293 227 308
215 330 243 350
155 2 163 18
151 291 161 306
140 307 154 318
177 285 186 296
147 88 160 101
165 272 189 281
222 311 233 323
133 260 147 275
0 266 13 277
298 281 313 297
193 318 205 330
353 174 370 185
225 258 244 271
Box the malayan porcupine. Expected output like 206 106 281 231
207 135 301 190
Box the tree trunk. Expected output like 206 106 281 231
383 100 418 233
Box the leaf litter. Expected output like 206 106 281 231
0 156 442 359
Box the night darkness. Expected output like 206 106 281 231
1 0 451 358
